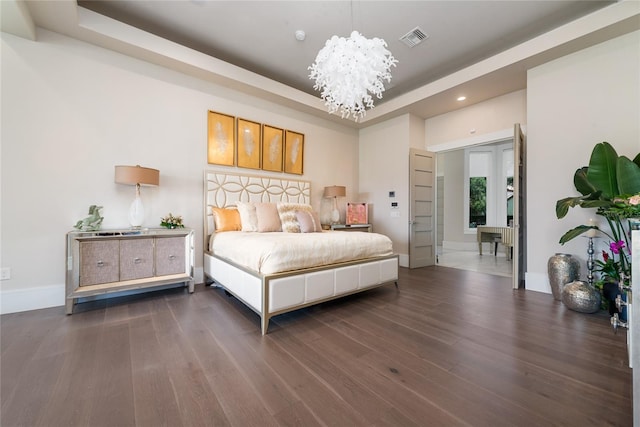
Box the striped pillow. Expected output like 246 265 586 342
276 202 312 233
296 210 323 233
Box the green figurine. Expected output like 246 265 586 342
74 205 104 231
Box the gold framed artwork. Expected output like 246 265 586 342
207 111 236 166
284 130 304 175
236 118 262 169
262 124 284 172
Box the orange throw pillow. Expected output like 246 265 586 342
212 207 242 232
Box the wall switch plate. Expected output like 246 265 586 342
1 268 11 280
391 202 398 208
391 211 400 218
388 191 395 198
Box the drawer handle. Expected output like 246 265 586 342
97 261 104 267
133 258 142 264
168 255 176 261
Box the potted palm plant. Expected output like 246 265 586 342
556 142 640 313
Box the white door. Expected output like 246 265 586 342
409 148 436 268
512 124 526 289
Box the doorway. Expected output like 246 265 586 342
431 125 525 284
436 142 513 277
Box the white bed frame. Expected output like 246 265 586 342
203 171 399 334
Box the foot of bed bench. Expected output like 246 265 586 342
261 318 269 335
394 281 398 289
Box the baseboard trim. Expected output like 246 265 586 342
525 271 551 294
1 284 65 314
442 240 478 251
1 267 206 315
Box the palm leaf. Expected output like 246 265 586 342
586 141 618 198
559 225 596 244
573 167 595 196
616 155 640 195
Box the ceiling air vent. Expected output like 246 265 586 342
399 26 428 48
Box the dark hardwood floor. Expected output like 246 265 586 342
1 266 633 426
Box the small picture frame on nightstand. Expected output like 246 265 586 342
346 202 368 225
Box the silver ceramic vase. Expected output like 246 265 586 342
561 280 601 313
547 253 580 301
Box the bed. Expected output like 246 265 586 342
203 171 399 334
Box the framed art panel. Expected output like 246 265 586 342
262 124 284 172
346 202 368 225
207 111 235 166
284 130 304 175
237 118 262 169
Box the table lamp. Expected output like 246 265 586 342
323 185 346 224
115 165 159 228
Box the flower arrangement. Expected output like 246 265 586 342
160 213 184 229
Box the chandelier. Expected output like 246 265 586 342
309 30 398 121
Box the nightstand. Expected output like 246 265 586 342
330 224 372 232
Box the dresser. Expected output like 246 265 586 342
65 228 194 314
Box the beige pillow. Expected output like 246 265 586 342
212 207 242 232
277 202 313 233
296 210 323 233
255 202 282 232
235 201 258 232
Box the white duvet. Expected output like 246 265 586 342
209 231 393 275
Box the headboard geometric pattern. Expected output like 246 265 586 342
204 171 311 248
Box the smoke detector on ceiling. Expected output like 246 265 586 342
399 26 428 48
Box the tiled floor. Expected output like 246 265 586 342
437 246 513 277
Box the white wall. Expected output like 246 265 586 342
358 114 414 265
425 90 526 146
526 30 640 294
0 29 358 313
440 150 466 249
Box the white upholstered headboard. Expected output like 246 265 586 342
203 171 311 248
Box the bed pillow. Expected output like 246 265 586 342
235 201 258 232
212 207 242 232
296 210 323 233
277 202 313 233
255 202 282 232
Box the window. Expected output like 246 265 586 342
464 142 513 232
465 150 492 230
469 176 487 228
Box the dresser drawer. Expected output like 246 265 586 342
120 238 154 281
155 236 186 276
79 240 119 286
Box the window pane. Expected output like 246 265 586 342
507 176 514 226
469 176 487 228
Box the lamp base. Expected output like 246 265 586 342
330 208 340 224
128 194 145 228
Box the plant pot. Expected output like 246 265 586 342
547 253 580 301
562 280 601 313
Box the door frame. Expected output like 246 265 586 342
429 126 525 289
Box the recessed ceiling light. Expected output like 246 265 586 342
457 96 466 101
